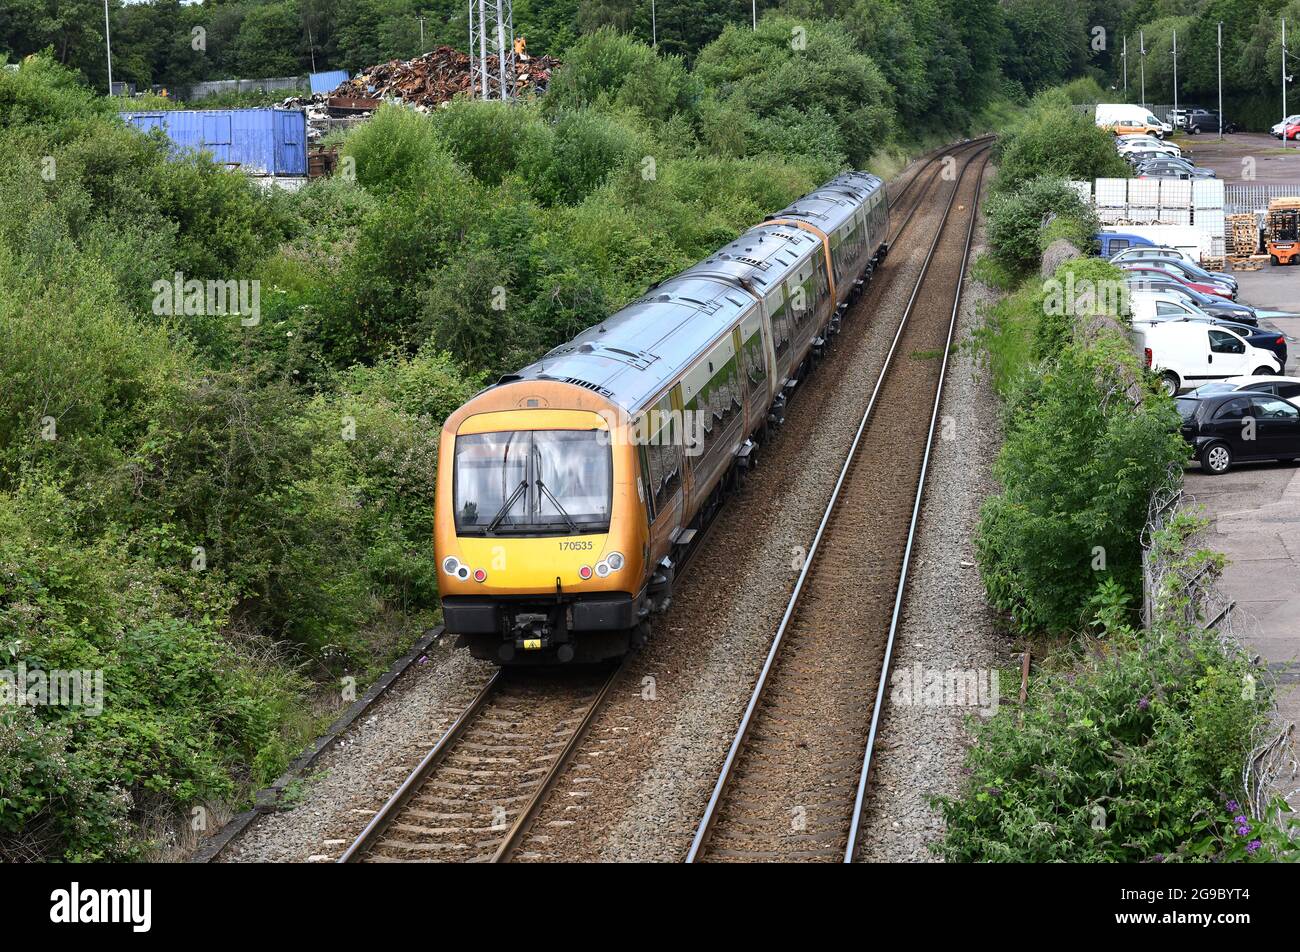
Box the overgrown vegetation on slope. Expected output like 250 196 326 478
942 91 1298 862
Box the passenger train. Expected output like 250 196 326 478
434 171 891 663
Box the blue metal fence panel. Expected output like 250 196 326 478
309 70 349 95
120 108 307 176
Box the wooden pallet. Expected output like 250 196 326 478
1227 254 1270 271
1227 213 1260 257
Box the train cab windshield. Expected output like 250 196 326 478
454 429 612 536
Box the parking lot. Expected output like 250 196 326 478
1178 132 1300 186
1184 264 1300 740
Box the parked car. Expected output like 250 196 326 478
1095 232 1156 257
1097 104 1171 137
1111 246 1237 287
1121 264 1233 299
1184 109 1237 134
1133 319 1280 395
1135 157 1217 179
1177 391 1300 474
1122 276 1259 324
1271 115 1300 137
1284 122 1300 141
1120 261 1236 299
1127 296 1286 365
1117 136 1181 157
1190 376 1300 400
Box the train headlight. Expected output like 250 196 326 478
456 565 470 581
443 557 460 576
606 552 624 571
595 561 610 578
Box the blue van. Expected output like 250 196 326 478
1094 232 1156 258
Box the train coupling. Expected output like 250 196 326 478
511 613 553 652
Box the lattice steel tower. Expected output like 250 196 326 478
469 0 515 101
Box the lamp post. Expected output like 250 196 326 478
103 0 114 96
1139 30 1147 108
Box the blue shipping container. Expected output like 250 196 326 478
309 70 349 95
119 108 307 176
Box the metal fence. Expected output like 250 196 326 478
1225 184 1300 217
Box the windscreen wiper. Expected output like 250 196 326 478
535 479 579 533
486 479 529 534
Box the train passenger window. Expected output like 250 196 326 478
766 287 791 359
744 330 766 394
645 394 680 516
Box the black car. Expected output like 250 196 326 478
1136 158 1217 179
1124 277 1258 325
1178 391 1300 474
1185 109 1237 134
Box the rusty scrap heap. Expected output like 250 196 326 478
332 45 560 109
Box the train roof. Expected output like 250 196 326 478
768 171 884 235
494 170 885 416
678 221 821 295
503 273 758 412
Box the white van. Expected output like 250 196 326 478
1096 104 1173 138
1133 320 1280 395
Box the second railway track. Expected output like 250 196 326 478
686 144 992 863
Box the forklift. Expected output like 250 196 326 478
1266 197 1300 265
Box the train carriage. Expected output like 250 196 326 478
435 171 889 664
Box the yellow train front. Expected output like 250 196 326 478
435 379 650 664
435 170 889 664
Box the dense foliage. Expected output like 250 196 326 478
974 264 1188 635
940 517 1285 862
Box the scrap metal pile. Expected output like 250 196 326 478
331 45 560 110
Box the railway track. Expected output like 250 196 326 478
686 143 992 864
339 663 621 862
337 138 991 866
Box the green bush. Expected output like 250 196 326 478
939 511 1298 862
975 317 1187 635
994 88 1130 195
985 176 1099 277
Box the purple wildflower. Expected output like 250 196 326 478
1226 800 1240 812
1138 696 1150 711
1237 824 1251 836
1235 814 1248 825
1247 840 1262 854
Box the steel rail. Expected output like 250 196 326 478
844 147 992 863
886 135 994 246
685 142 992 863
338 668 503 863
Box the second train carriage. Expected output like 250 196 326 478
435 171 890 664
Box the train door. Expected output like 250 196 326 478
640 389 684 563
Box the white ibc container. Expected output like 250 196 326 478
1158 207 1192 226
1095 178 1129 207
1195 207 1226 237
1127 206 1160 223
1159 179 1192 207
1192 178 1225 209
1098 206 1127 224
1128 179 1161 206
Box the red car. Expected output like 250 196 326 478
1119 264 1232 299
1286 123 1300 141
